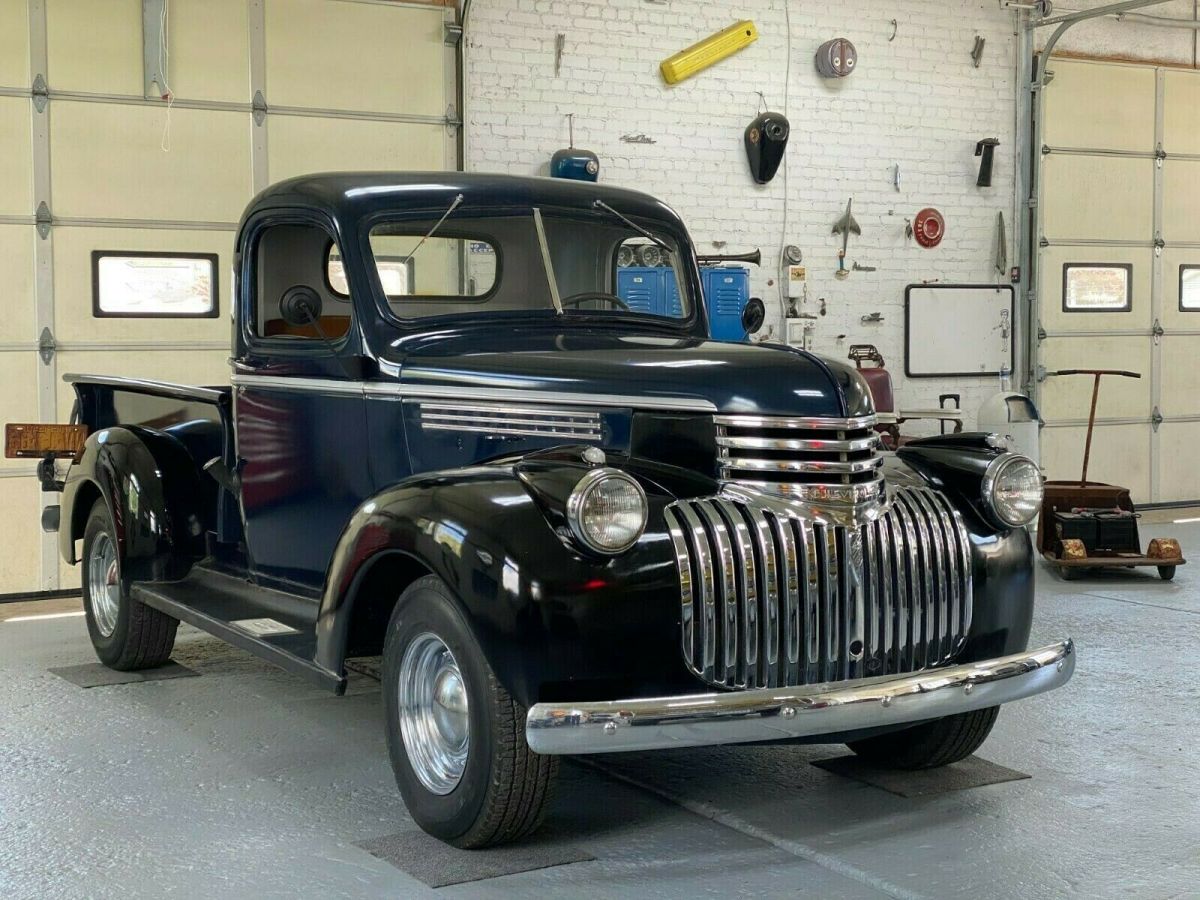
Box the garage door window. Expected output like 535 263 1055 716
1062 263 1132 312
92 252 219 318
1181 266 1200 311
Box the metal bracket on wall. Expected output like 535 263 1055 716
35 202 51 239
444 22 463 45
37 328 55 365
142 0 168 99
31 74 48 112
252 90 267 126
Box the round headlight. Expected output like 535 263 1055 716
982 453 1043 527
567 468 648 554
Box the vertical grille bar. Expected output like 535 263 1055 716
745 506 781 688
666 487 973 692
676 503 717 682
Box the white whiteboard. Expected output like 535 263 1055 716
905 284 1014 377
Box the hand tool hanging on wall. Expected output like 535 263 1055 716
994 211 1008 284
975 138 999 187
696 249 762 266
550 114 599 181
744 111 790 184
970 35 986 67
832 199 860 279
815 37 857 77
660 21 758 84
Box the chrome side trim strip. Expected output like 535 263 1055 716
63 373 226 403
526 640 1077 755
229 374 718 411
417 403 602 440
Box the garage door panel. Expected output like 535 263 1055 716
1041 423 1151 502
1040 156 1152 242
0 354 44 472
47 0 143 96
0 225 35 344
55 350 231 417
1039 336 1151 420
52 227 232 343
1162 160 1200 244
1038 246 1152 333
265 0 445 116
0 2 29 89
0 477 45 593
1163 70 1200 155
1160 337 1200 418
1042 59 1155 152
1158 422 1200 503
161 0 249 103
0 96 33 217
268 117 445 183
52 102 250 222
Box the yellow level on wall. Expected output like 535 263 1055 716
660 20 758 85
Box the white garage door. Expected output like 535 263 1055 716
1035 57 1200 505
0 0 456 595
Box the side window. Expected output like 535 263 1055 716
1062 263 1132 312
614 238 686 318
92 251 218 318
254 223 351 340
1180 265 1200 312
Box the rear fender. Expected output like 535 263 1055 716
61 426 210 581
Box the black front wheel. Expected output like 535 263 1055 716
382 575 557 848
846 706 1000 770
81 499 178 670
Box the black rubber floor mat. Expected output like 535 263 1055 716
48 661 198 688
811 754 1030 797
356 829 594 887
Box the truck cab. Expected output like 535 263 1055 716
34 173 1073 848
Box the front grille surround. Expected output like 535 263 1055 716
664 486 973 691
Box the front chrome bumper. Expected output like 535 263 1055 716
526 639 1075 755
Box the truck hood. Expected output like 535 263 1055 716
386 329 873 418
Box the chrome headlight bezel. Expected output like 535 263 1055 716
566 467 648 555
981 452 1043 528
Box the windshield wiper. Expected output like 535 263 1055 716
399 193 464 267
592 199 671 253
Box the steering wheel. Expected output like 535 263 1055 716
559 292 631 312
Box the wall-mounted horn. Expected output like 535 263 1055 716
696 249 762 266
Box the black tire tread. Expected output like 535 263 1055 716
85 500 178 671
846 706 1000 770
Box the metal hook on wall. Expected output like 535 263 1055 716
888 19 898 41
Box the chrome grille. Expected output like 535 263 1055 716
417 402 601 441
715 414 884 504
663 487 972 690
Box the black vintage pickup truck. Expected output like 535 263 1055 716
30 173 1072 848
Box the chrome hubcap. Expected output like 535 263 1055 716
398 632 469 795
87 532 120 637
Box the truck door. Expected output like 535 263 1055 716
230 215 373 590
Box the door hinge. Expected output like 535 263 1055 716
1154 233 1165 256
1155 143 1166 168
1040 143 1051 155
1151 407 1163 432
38 327 56 364
1035 364 1047 383
32 74 49 113
445 104 461 135
1152 319 1164 345
252 90 267 126
1037 321 1046 341
35 201 52 239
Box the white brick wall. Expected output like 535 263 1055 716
462 0 1186 430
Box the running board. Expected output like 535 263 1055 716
131 567 345 694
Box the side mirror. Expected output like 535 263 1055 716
741 297 765 335
279 285 322 327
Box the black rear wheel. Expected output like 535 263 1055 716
1158 565 1177 581
81 499 178 670
383 575 557 848
846 706 1000 770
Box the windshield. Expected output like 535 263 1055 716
353 206 694 323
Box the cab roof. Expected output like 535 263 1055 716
243 171 688 232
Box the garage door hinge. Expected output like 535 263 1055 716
35 202 52 239
1153 319 1164 344
1037 321 1046 341
1155 143 1166 168
31 74 49 113
38 327 55 365
444 22 462 45
1026 196 1037 209
1035 364 1047 383
1151 407 1163 432
1040 143 1050 155
445 104 461 134
1154 233 1164 256
1038 236 1048 248
252 91 267 126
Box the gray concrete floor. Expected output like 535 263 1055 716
2 519 1198 899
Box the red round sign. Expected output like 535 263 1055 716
914 208 945 248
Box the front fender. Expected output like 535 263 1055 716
315 462 694 707
60 426 209 581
